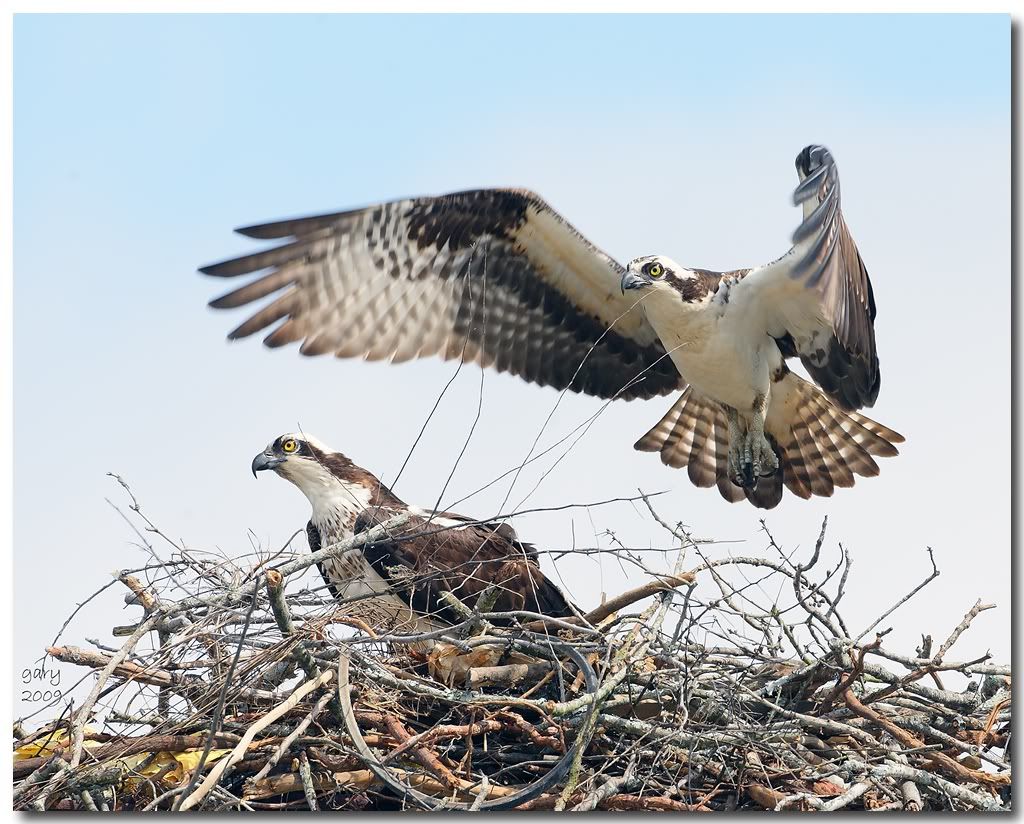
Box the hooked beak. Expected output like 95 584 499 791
252 451 286 478
620 270 650 294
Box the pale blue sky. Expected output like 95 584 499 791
14 14 1010 721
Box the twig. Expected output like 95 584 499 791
246 689 336 785
178 668 336 811
933 600 995 664
173 586 260 810
296 750 319 811
854 547 940 643
67 616 159 769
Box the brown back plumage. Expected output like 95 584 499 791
353 506 576 624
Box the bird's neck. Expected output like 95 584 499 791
306 477 375 536
644 292 713 350
304 467 404 538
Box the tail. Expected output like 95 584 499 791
635 375 904 510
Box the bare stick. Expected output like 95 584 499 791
178 668 336 811
246 689 335 785
67 616 158 769
933 599 995 664
296 750 319 811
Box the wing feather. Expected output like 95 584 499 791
201 190 682 400
227 290 300 340
207 264 299 309
728 146 881 411
352 507 574 622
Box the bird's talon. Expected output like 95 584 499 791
752 435 778 478
738 461 756 489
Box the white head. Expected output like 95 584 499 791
620 255 719 307
251 432 378 529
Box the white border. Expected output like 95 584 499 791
3 3 1022 12
1 6 1017 815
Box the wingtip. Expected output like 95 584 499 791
198 258 242 277
208 292 238 310
226 321 256 341
795 143 829 171
795 144 814 174
234 223 273 239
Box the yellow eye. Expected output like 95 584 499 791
281 439 298 454
648 263 664 278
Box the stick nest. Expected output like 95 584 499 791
13 486 1011 812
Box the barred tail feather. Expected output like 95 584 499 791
766 372 902 505
635 375 902 509
633 387 687 455
634 388 749 504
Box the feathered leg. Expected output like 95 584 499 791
747 392 779 482
725 405 746 487
732 394 778 488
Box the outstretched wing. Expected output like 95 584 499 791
730 145 880 411
201 189 682 400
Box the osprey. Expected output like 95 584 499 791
209 145 902 508
251 433 574 634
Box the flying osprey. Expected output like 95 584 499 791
251 433 574 634
209 145 902 508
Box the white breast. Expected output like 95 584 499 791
642 291 776 411
306 479 373 533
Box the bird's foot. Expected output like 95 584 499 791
752 433 779 478
728 436 755 489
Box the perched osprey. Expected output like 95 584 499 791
251 433 574 634
209 145 901 508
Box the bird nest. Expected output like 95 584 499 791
13 483 1011 812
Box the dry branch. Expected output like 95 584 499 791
12 489 1010 812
